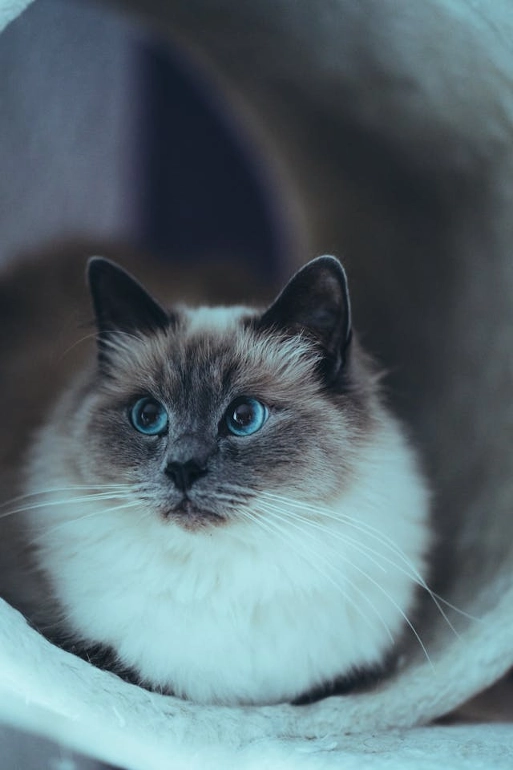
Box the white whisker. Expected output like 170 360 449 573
259 499 388 575
262 498 454 631
59 328 154 362
242 508 379 636
0 484 133 510
29 500 141 545
254 500 432 666
251 504 394 642
0 492 134 520
58 332 102 361
259 491 475 630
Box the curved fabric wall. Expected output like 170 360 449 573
0 1 512 767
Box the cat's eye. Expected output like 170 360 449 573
225 397 268 437
129 397 168 436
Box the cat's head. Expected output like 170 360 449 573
63 256 380 532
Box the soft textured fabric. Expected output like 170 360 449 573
1 0 513 767
0 600 512 770
0 0 30 33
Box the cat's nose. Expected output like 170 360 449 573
165 459 208 492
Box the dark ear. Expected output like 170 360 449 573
258 255 352 375
87 257 170 354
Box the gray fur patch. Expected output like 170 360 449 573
56 306 382 531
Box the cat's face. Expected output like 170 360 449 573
67 257 377 532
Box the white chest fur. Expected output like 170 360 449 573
26 423 429 705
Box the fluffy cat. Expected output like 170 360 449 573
15 254 429 706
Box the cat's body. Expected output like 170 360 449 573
3 255 430 705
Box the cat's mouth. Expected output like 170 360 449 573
163 498 227 531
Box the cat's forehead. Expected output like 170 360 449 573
181 305 252 334
101 305 322 403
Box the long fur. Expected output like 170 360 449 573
20 285 429 705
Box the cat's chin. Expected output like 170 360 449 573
162 499 227 531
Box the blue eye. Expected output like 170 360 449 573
130 397 168 435
225 397 268 436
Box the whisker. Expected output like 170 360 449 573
241 507 373 628
259 491 476 628
216 481 256 493
210 493 252 506
264 499 434 594
58 332 102 361
259 500 388 575
29 500 141 545
255 502 432 665
59 329 147 366
250 504 394 642
324 529 468 635
0 492 134 520
260 504 434 670
262 491 410 543
0 485 134 510
421 591 481 623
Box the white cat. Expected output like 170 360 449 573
21 255 430 705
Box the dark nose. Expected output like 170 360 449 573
165 459 208 492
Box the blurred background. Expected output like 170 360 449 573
0 0 288 281
2 0 513 766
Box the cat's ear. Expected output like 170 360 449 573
258 255 352 373
87 257 170 352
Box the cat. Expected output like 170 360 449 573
4 254 430 706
